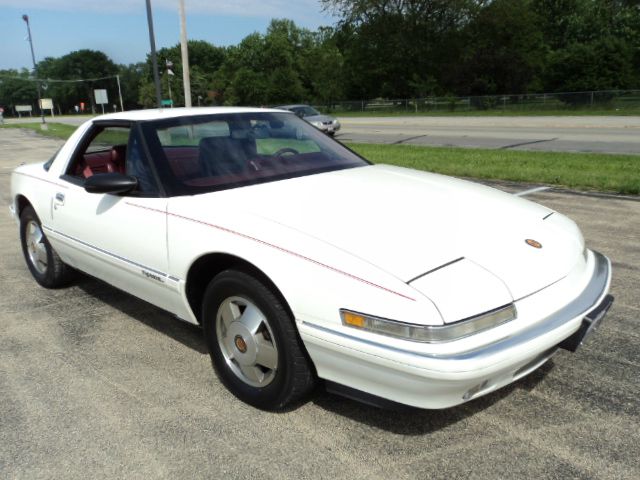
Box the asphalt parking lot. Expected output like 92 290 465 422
1 128 638 479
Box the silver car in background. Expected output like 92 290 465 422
276 104 341 136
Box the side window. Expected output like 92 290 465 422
156 121 231 182
126 128 158 195
157 121 230 146
68 126 131 179
66 125 158 196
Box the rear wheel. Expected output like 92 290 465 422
202 269 315 410
20 205 72 288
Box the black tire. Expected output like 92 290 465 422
20 205 73 288
202 269 315 410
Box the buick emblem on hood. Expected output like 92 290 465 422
525 239 542 249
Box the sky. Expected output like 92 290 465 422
0 0 336 70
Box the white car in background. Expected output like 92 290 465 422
275 104 341 135
10 107 613 410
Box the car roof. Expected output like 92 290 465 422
93 106 291 122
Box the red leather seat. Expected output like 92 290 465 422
80 145 127 178
109 144 127 174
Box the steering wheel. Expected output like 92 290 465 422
273 147 300 157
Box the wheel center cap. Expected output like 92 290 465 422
234 335 248 353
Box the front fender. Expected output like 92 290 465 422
166 204 443 330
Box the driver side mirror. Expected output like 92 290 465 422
84 173 138 194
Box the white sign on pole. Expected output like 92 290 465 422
94 89 108 105
15 105 33 116
39 98 55 118
94 89 109 114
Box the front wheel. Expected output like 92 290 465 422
202 269 315 410
20 205 73 288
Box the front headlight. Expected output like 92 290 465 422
340 304 517 343
311 121 323 127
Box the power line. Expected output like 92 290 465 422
0 74 120 83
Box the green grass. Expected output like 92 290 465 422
0 122 78 140
256 138 320 155
4 122 637 194
348 143 640 195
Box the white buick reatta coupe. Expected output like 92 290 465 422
11 108 613 410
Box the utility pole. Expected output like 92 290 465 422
145 0 162 108
166 60 174 108
21 14 45 125
116 74 124 111
179 0 192 107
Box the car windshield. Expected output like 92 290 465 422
140 111 368 196
290 106 320 117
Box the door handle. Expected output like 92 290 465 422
54 192 65 208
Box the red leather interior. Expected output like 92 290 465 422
110 145 127 174
78 151 111 177
165 146 200 179
79 144 127 178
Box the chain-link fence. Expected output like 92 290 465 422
314 90 640 114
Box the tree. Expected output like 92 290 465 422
322 0 482 98
0 69 38 115
546 37 638 93
36 50 119 113
213 20 309 105
455 0 546 96
6 2 638 111
117 63 145 110
139 40 226 107
533 0 640 92
299 28 346 106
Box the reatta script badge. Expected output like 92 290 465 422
525 239 542 249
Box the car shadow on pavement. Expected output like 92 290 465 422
310 361 555 435
75 275 208 354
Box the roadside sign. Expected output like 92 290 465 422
161 99 173 107
15 105 33 118
39 98 55 118
94 89 108 114
94 89 108 105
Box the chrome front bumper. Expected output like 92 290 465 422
439 250 613 363
559 293 614 352
300 250 613 408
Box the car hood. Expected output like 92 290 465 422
198 165 584 302
304 114 335 123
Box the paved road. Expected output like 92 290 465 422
6 114 640 154
1 128 639 479
336 116 640 154
5 115 91 126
